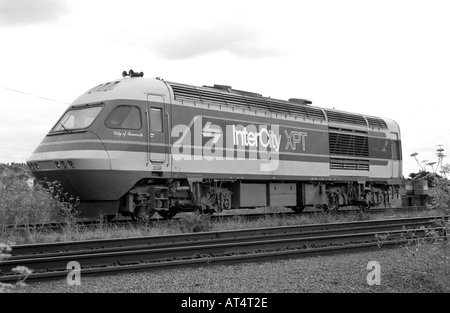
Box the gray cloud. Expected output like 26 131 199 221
147 25 281 60
0 0 69 27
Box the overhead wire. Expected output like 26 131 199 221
0 85 70 105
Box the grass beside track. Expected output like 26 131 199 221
1 206 441 245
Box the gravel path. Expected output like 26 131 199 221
17 245 446 293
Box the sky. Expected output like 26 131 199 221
0 0 449 176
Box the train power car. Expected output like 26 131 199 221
27 70 403 219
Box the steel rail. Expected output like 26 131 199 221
6 219 438 261
7 215 442 257
0 215 445 283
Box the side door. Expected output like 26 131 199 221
146 94 169 166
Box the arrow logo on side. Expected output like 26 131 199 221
202 122 222 145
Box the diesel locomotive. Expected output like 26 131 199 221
27 70 403 219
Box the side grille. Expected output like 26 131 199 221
169 83 326 120
330 158 370 171
329 132 369 157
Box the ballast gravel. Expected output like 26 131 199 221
18 246 445 293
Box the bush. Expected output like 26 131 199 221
0 172 79 242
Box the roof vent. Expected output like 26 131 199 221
212 84 232 92
289 98 312 105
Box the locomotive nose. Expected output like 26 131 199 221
27 131 113 200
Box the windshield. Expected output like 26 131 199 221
52 105 103 132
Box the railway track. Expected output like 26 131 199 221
0 215 446 283
3 205 433 232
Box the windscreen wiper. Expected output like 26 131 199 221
58 122 72 132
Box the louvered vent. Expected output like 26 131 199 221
287 102 326 120
330 158 370 171
169 83 326 120
329 132 369 157
86 81 121 94
325 110 367 127
365 116 387 129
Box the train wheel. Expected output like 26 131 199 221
328 205 341 212
99 214 116 223
358 201 371 211
158 209 177 219
359 191 373 211
199 209 215 215
197 205 215 215
147 208 156 218
289 206 305 213
131 206 149 222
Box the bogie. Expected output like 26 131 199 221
117 179 398 219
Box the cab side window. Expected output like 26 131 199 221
105 105 142 129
